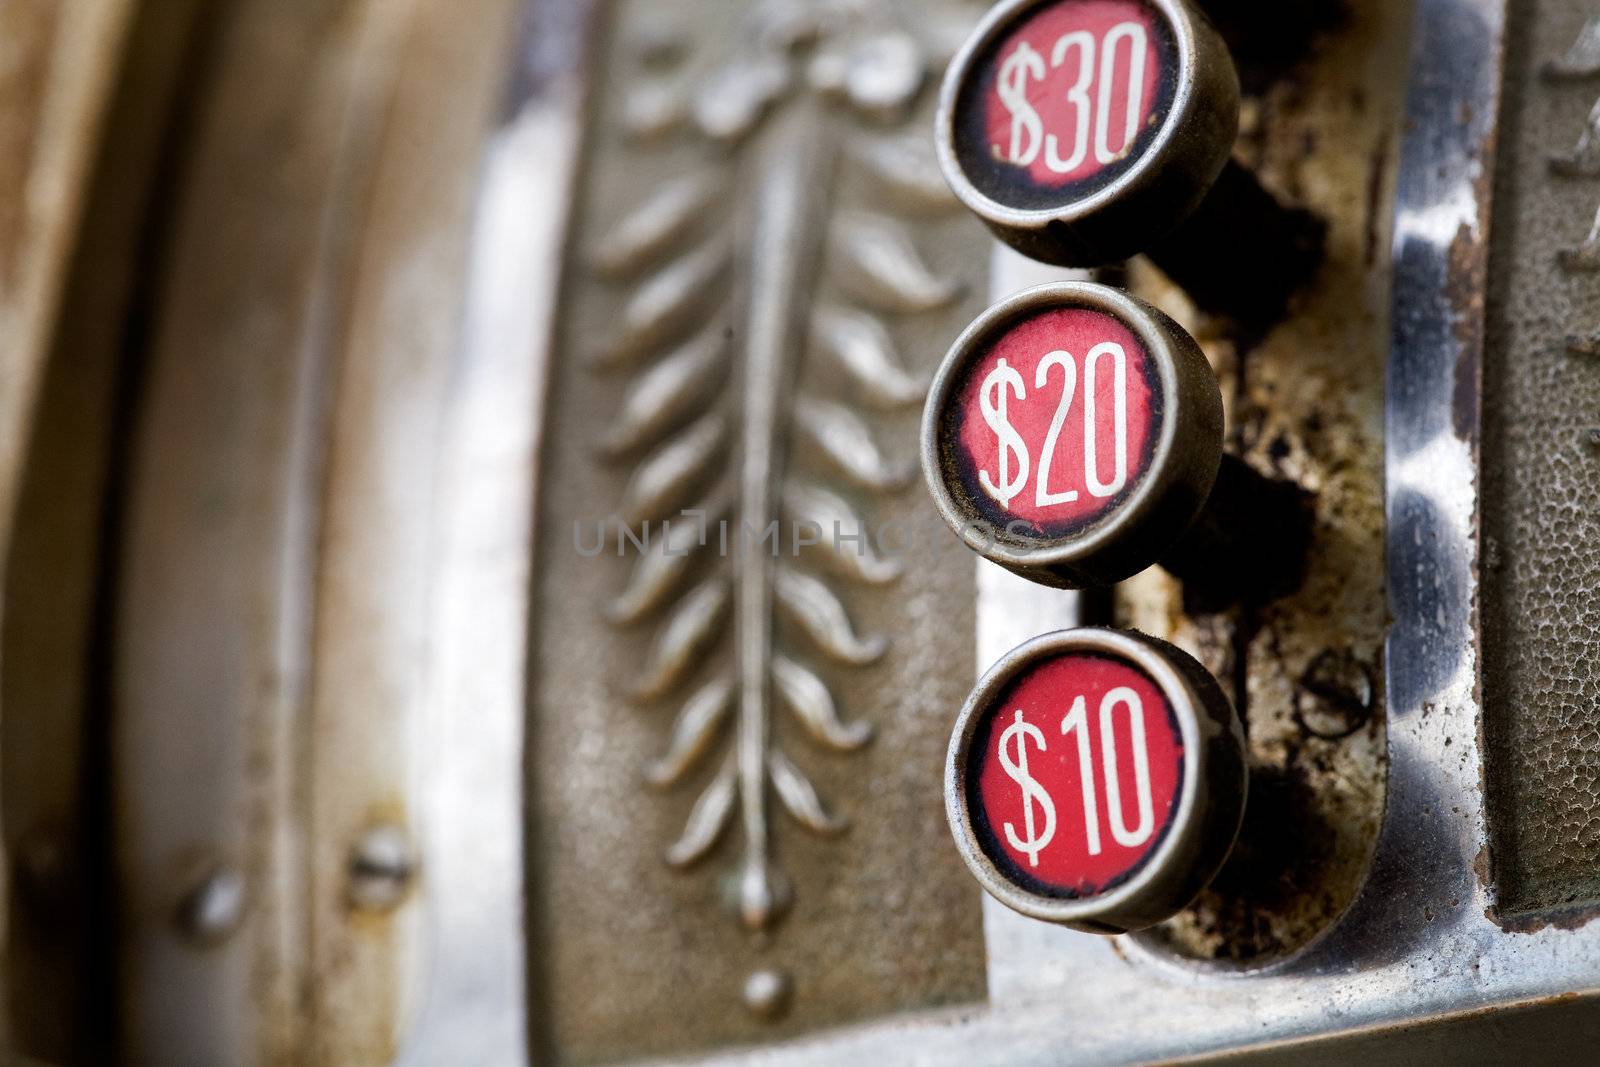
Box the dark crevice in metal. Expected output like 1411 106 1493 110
43 2 231 1061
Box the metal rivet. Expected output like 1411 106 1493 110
176 866 245 946
742 968 793 1020
347 824 416 912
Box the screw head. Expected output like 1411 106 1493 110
347 825 417 912
1294 649 1375 740
175 865 246 946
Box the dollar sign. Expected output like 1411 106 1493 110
979 357 1030 508
997 709 1056 868
995 41 1046 165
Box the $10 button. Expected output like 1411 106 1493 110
946 627 1246 933
922 281 1223 590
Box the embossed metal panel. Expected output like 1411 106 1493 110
525 1 991 1059
1481 1 1600 923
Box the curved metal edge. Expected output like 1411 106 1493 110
396 1 603 1064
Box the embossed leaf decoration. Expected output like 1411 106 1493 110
592 237 731 368
850 134 961 213
600 321 729 458
591 172 726 279
694 55 792 143
590 0 970 945
812 304 924 408
795 397 917 490
624 78 690 141
784 482 904 585
773 654 875 749
666 753 738 867
769 751 848 834
608 495 731 626
647 676 735 787
831 212 961 313
633 576 731 700
774 566 887 666
841 33 925 123
615 413 727 526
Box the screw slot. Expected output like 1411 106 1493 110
1294 649 1375 740
347 824 416 912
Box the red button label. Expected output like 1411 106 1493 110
953 0 1178 210
946 306 1160 539
968 652 1184 897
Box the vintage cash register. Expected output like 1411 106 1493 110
2 0 1599 1062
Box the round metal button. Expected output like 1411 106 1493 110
921 281 1222 589
936 0 1239 268
945 627 1246 933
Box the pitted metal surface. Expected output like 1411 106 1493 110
1480 0 1600 923
1114 0 1405 961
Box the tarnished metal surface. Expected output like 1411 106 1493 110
1119 0 1404 960
3 4 205 1060
0 0 133 557
608 0 1600 1060
395 3 600 1064
13 0 1600 1060
110 0 517 1062
1480 0 1600 923
526 0 992 1059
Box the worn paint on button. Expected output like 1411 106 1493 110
947 306 1161 539
967 650 1184 898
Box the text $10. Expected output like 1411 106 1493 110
997 688 1157 868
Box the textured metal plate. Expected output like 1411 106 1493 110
1480 0 1600 923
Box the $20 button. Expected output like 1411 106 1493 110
922 281 1223 590
946 627 1246 933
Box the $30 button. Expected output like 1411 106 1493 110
936 0 1236 267
936 0 1326 326
946 627 1246 933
